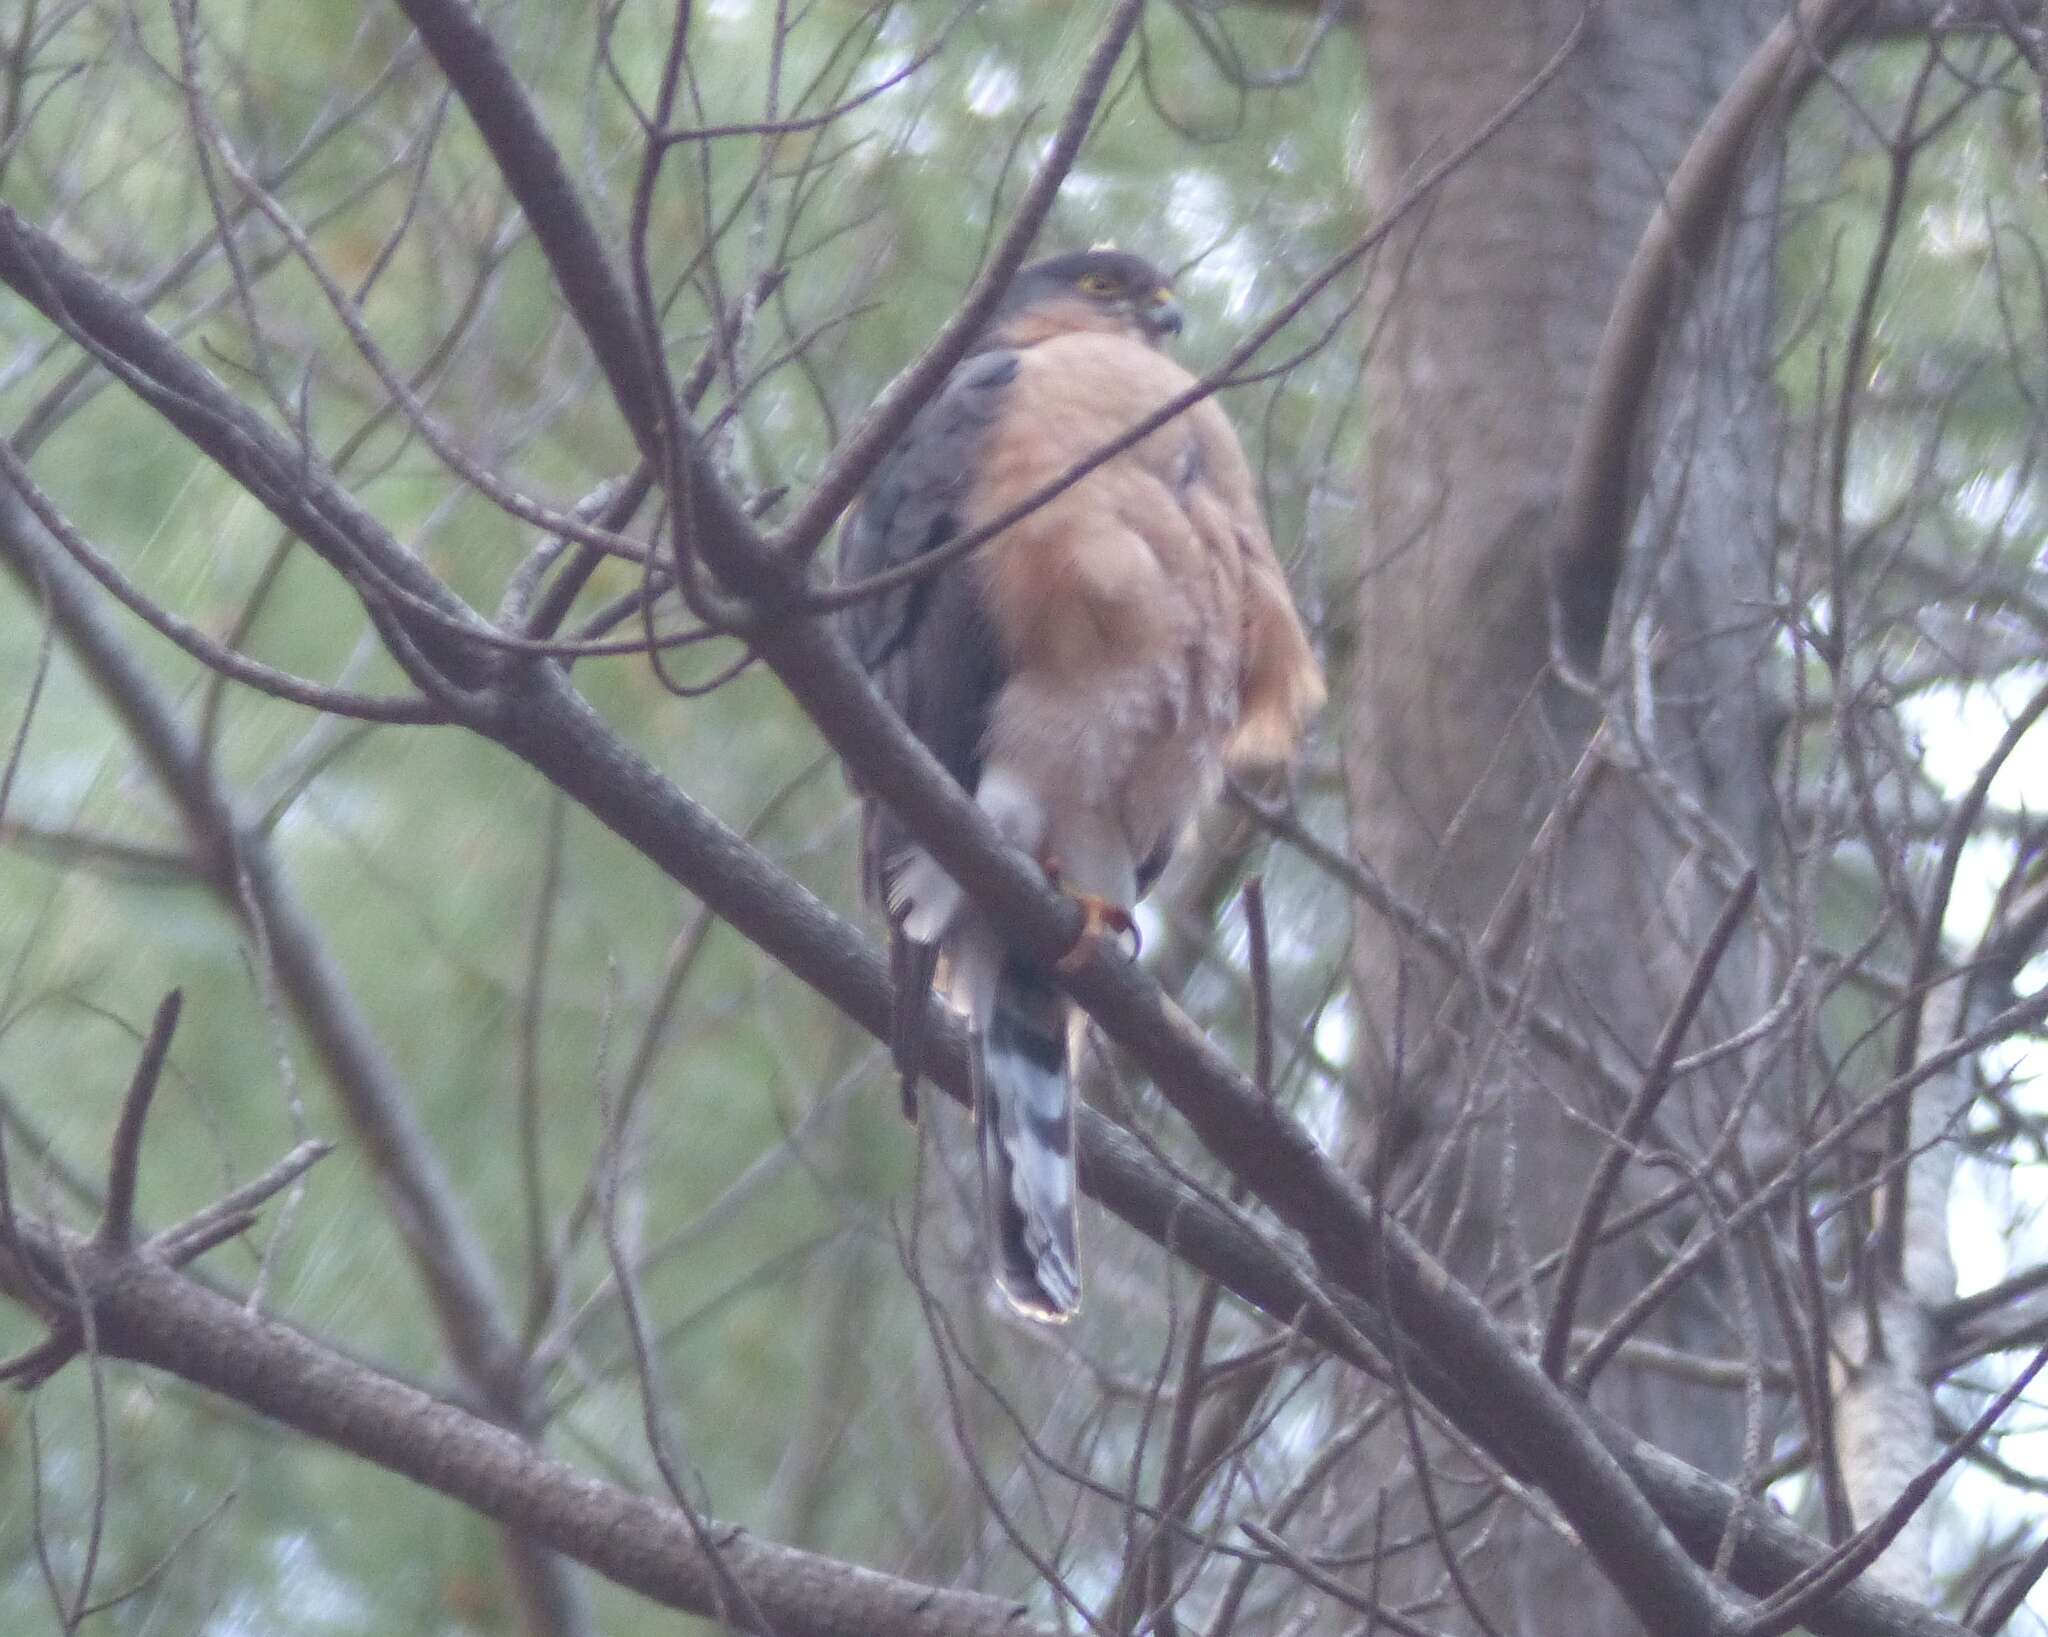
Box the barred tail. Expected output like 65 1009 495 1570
976 952 1081 1320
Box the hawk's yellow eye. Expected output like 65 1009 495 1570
1077 272 1124 296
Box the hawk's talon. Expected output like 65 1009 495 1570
1042 861 1138 971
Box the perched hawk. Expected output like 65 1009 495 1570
841 249 1322 1320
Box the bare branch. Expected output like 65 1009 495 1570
0 1217 1051 1637
95 989 183 1250
1554 0 1874 647
1539 870 1759 1378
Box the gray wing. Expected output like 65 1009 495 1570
839 348 1019 908
838 348 1020 1107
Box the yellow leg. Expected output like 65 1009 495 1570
1042 856 1139 972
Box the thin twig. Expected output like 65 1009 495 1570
1539 870 1758 1378
1971 1525 2048 1632
1242 877 1275 1098
1738 1344 2048 1636
770 0 1151 560
148 1138 333 1265
96 990 184 1249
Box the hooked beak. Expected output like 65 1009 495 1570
1142 291 1184 340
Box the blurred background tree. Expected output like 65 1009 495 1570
0 2 2045 1635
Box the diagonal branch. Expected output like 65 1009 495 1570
1553 0 1872 648
1539 870 1760 1378
0 66 1983 1637
768 0 1146 559
391 0 1144 567
96 990 184 1250
0 1216 1049 1637
0 485 519 1397
0 489 589 1636
1554 0 2048 648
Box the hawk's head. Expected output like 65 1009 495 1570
991 249 1184 348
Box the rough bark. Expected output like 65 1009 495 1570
1348 3 1781 1630
0 488 593 1637
0 179 1979 1635
1833 986 1968 1600
0 1220 1046 1637
1 3 2010 1625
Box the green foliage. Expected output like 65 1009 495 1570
0 2 1365 1628
6 0 2042 1625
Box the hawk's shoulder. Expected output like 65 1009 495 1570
839 347 1020 672
838 345 1024 909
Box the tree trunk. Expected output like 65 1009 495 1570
1347 3 1780 1629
